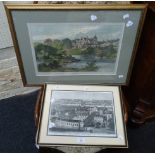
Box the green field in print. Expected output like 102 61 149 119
28 23 124 73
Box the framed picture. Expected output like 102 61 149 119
6 4 147 85
36 84 127 147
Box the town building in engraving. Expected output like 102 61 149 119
49 99 115 133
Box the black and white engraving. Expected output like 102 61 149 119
48 90 116 137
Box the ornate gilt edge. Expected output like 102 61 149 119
5 4 147 10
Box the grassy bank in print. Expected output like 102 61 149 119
34 36 119 72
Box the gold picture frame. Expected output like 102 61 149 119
5 4 147 86
36 84 127 147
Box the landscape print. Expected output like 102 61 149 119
28 23 124 74
48 90 116 137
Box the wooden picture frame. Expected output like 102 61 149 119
36 84 127 147
5 4 147 86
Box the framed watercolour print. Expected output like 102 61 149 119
36 84 127 147
5 4 147 85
